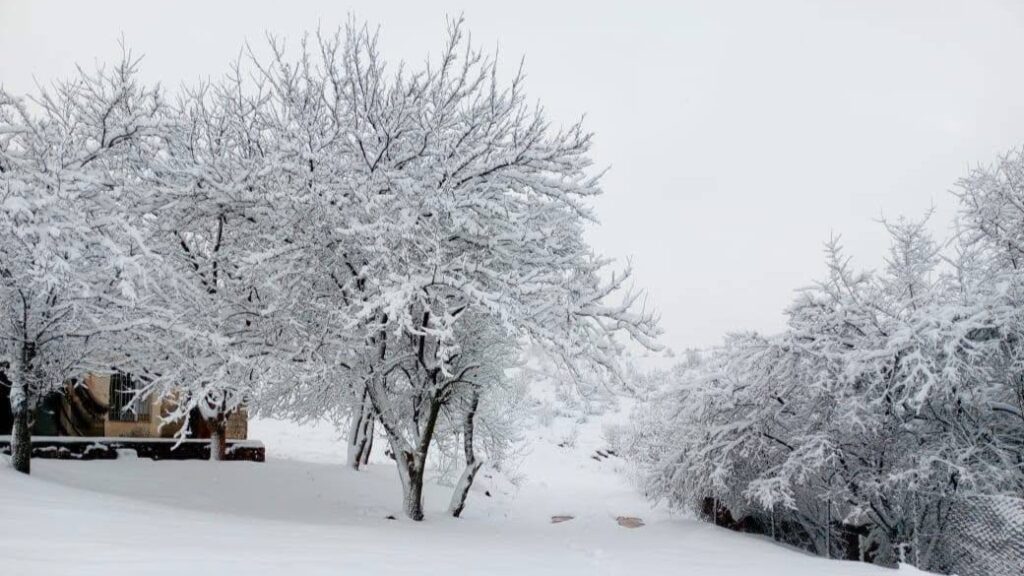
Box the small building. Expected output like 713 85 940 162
0 371 262 461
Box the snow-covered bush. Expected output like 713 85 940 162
623 149 1024 575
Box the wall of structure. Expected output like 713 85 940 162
61 373 246 440
226 409 248 440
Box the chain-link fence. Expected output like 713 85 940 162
934 495 1024 576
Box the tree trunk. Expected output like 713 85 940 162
347 390 375 470
387 408 437 521
449 460 482 518
449 391 481 518
209 419 227 461
9 342 35 475
10 388 30 474
361 417 374 466
397 448 426 521
346 405 364 469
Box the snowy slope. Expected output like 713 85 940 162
0 412 915 575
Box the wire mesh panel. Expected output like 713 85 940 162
934 495 1024 576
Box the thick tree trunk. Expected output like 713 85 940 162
9 342 35 475
399 449 426 521
387 421 433 521
449 391 481 518
209 419 227 461
10 389 30 474
396 398 442 521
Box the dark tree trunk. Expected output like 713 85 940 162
360 418 374 466
10 395 30 474
10 342 35 475
348 390 375 470
400 449 426 521
392 398 441 521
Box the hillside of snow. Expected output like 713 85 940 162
0 409 916 575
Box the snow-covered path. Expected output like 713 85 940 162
0 416 906 575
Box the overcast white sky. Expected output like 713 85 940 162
3 0 1024 352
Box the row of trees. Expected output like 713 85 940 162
0 20 659 520
616 149 1024 573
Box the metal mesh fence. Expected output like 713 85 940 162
937 495 1024 576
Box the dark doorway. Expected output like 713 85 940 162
186 407 212 439
0 368 11 435
32 392 61 436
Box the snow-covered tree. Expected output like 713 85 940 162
126 66 304 460
0 53 161 473
1 20 660 515
320 20 659 520
245 19 659 519
621 161 1024 572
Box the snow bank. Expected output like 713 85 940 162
0 415 910 575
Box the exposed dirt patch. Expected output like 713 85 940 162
616 516 645 528
550 515 575 524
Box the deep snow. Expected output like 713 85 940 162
0 412 916 575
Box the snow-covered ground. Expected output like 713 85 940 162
0 411 912 575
